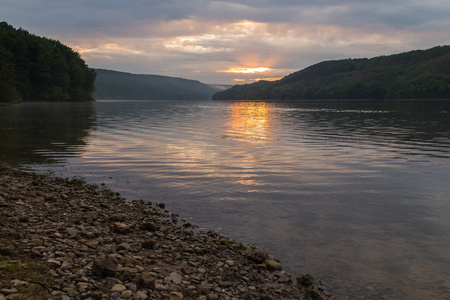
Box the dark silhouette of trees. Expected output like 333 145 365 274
0 22 96 103
93 69 220 100
213 46 450 100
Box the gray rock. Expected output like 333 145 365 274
11 280 29 286
135 291 148 299
248 250 269 264
170 292 183 300
225 260 235 267
64 252 76 262
47 259 62 268
0 246 15 256
197 285 211 295
66 227 79 236
110 284 127 293
127 283 137 293
264 259 282 270
138 272 155 288
85 239 99 248
66 288 79 297
116 243 131 251
219 281 232 288
92 255 118 277
155 284 168 291
0 289 17 295
168 272 183 285
141 239 156 249
109 213 126 221
140 221 158 231
105 277 123 289
207 293 219 300
121 290 133 299
111 222 131 234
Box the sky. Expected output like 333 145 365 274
2 0 450 85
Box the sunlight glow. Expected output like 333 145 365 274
233 77 281 83
220 67 271 74
252 77 282 81
228 102 270 144
72 43 144 55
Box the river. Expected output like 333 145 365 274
1 100 449 299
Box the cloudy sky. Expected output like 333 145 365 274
2 0 450 84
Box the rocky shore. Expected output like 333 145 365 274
0 167 331 299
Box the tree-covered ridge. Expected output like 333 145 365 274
94 69 220 100
0 22 96 103
213 45 450 100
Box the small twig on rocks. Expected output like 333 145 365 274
0 273 52 292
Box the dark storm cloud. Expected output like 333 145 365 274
4 0 448 33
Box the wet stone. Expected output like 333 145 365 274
264 259 282 270
248 250 269 264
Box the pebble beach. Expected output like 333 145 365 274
0 167 331 299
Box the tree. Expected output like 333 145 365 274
213 45 450 100
0 22 96 103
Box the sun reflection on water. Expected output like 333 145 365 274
227 102 270 143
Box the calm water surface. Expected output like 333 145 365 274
1 100 450 299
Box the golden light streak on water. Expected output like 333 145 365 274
228 102 270 144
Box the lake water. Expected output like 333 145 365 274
1 100 450 299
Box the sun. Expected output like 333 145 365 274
219 67 271 74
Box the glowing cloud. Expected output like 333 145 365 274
252 77 282 82
220 67 270 74
72 43 144 56
233 77 281 82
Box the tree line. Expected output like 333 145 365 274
94 68 220 100
0 22 96 103
213 45 450 100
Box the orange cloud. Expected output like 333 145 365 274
219 67 271 73
252 77 282 81
71 43 144 55
233 77 281 82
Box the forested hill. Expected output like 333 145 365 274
213 45 450 100
0 22 96 103
94 69 220 100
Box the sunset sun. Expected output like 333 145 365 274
220 67 271 74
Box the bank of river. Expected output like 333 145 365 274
0 167 331 299
3 100 450 299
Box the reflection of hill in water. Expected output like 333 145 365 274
0 102 96 165
276 100 450 159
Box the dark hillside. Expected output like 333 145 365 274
213 45 450 100
94 69 220 100
0 22 95 103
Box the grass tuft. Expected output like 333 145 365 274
0 250 55 299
